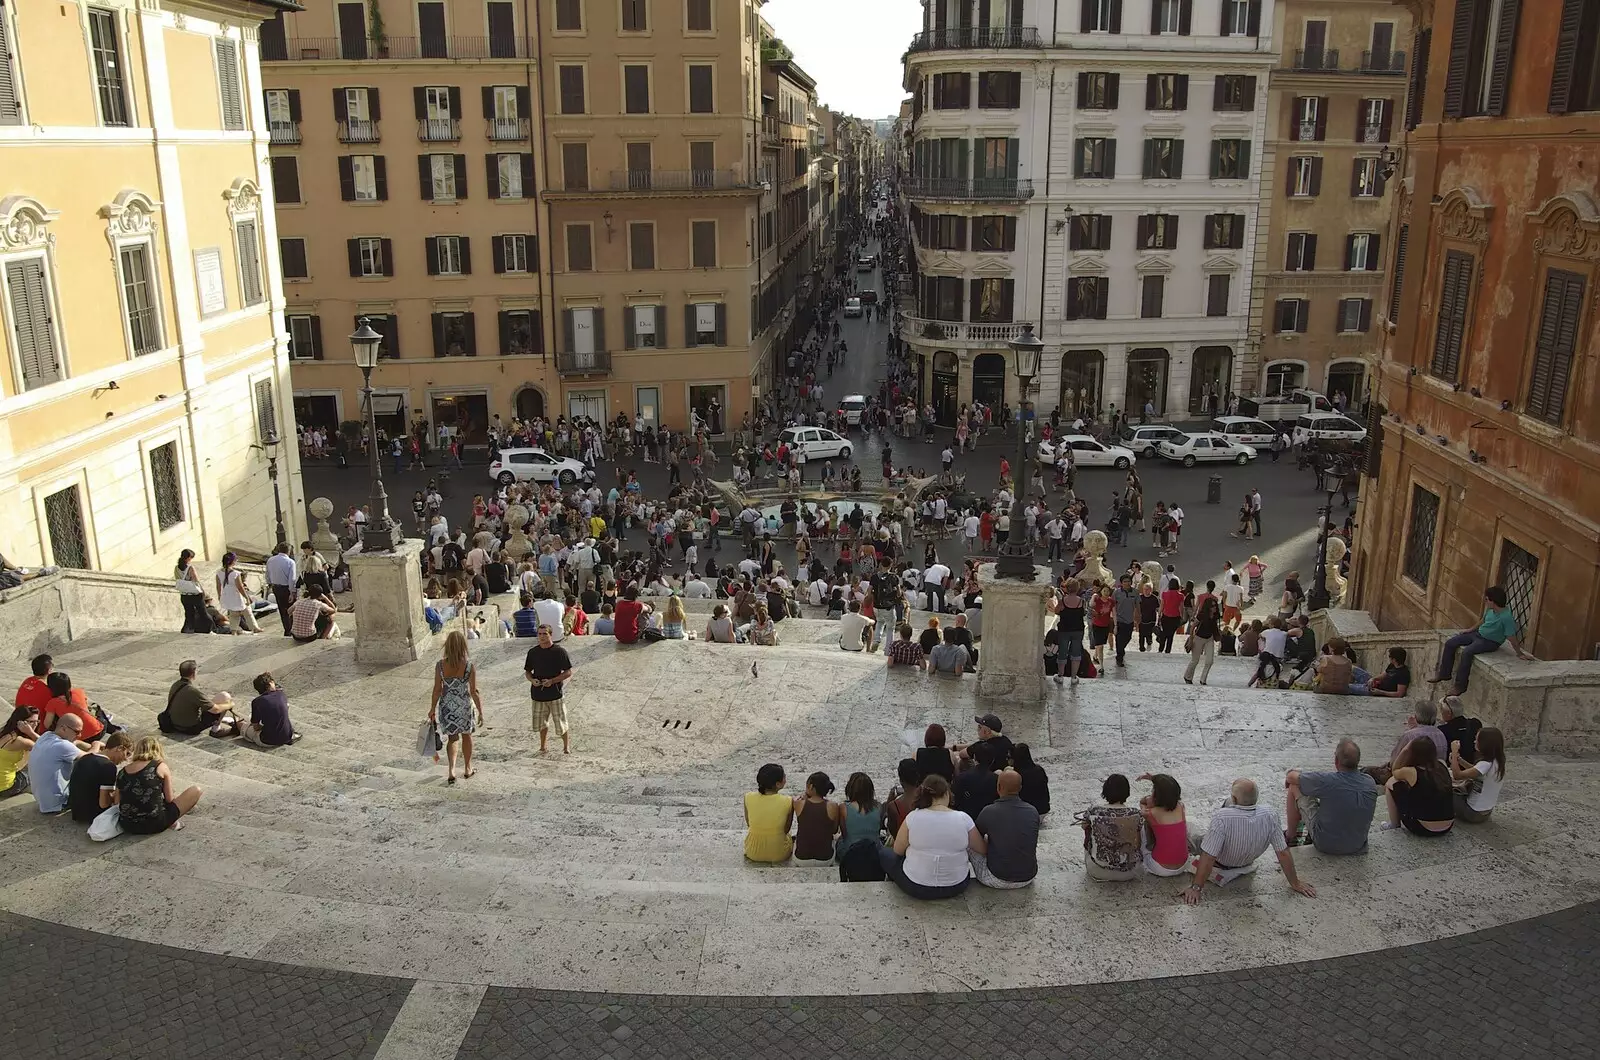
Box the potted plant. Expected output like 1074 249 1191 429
368 0 389 57
922 322 946 340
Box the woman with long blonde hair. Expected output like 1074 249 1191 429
429 630 484 784
661 594 686 638
113 735 203 833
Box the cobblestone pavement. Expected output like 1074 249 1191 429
0 913 410 1060
458 901 1600 1060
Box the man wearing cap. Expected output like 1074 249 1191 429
958 714 1014 769
969 770 1040 888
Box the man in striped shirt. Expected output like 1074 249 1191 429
1180 779 1317 905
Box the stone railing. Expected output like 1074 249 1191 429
1310 609 1600 755
0 570 187 663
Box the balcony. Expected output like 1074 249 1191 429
1292 48 1340 72
601 168 762 194
899 316 1030 348
419 118 460 142
487 117 530 141
1361 50 1407 75
337 119 380 144
1359 124 1385 144
908 25 1040 52
557 350 612 376
902 177 1033 201
267 120 300 145
267 36 534 61
762 115 780 146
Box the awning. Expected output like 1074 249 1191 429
362 393 405 416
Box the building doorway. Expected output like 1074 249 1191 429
293 394 340 433
1264 360 1307 397
1326 360 1365 412
635 386 660 430
932 350 959 427
514 386 545 422
1124 349 1170 420
432 393 489 449
971 352 1006 409
1188 346 1233 417
688 383 727 434
363 392 407 445
567 389 607 422
1058 350 1104 419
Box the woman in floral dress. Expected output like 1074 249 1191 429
428 631 484 785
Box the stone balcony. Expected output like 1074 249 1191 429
899 316 1031 349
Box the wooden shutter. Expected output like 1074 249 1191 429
517 85 530 116
1073 140 1085 178
968 280 982 322
1379 99 1393 142
1310 157 1323 195
1077 72 1090 105
1407 28 1431 129
481 85 495 118
561 308 574 351
1212 76 1226 111
1179 0 1192 34
1142 138 1155 177
593 309 606 352
1150 0 1161 34
624 305 637 349
461 313 477 356
453 154 468 198
1358 300 1373 333
418 155 434 200
1170 139 1184 177
1110 0 1122 32
1175 75 1189 109
308 316 324 359
714 303 727 346
1388 223 1410 322
215 39 243 129
1431 251 1473 380
1442 0 1476 118
1230 216 1245 249
1314 97 1328 140
1241 76 1256 110
279 238 306 278
346 238 361 276
0 0 21 124
1526 269 1586 423
492 235 506 274
1237 140 1250 178
338 157 356 200
1080 0 1094 33
449 86 462 118
5 259 59 388
683 305 697 348
498 310 514 354
1304 234 1317 269
1246 0 1261 36
425 237 440 276
431 313 446 357
373 156 387 200
1484 0 1521 116
379 238 393 276
413 86 427 119
1550 0 1586 114
1106 73 1119 108
367 87 381 120
486 153 500 199
1345 234 1357 270
458 237 471 275
270 156 301 203
1208 141 1221 178
333 87 349 122
520 153 534 193
1145 74 1158 110
1095 278 1109 318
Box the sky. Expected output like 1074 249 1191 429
760 0 923 119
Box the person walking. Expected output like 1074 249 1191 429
1183 597 1222 685
428 630 484 785
215 552 261 634
524 623 575 754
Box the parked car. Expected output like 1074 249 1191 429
1037 434 1137 470
1211 416 1278 447
838 394 868 426
489 448 593 487
1292 412 1368 446
1157 434 1258 467
1116 423 1187 457
843 297 863 318
779 425 853 462
856 255 875 271
1240 387 1333 423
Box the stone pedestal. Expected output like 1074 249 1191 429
347 539 431 665
308 497 343 561
975 562 1053 704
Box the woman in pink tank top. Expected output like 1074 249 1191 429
1138 772 1189 877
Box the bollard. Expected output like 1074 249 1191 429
1207 474 1222 504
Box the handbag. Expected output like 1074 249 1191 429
415 719 441 759
88 804 122 842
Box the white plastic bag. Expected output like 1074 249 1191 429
88 805 122 842
415 719 440 760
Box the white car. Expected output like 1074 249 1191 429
1157 434 1258 467
1292 412 1367 446
856 255 875 271
1036 434 1137 470
1116 423 1187 457
1211 416 1278 447
838 394 868 426
489 448 593 488
843 297 863 318
779 425 852 462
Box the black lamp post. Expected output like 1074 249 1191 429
1307 486 1340 611
993 324 1045 580
352 318 403 553
262 430 288 547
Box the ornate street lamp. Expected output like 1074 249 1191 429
994 324 1045 580
352 318 402 553
262 430 288 547
1307 485 1341 611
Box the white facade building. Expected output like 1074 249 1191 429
901 0 1276 424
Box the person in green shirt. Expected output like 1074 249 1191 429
1429 586 1531 695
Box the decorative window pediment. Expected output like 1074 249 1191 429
1134 255 1172 274
0 196 59 252
1202 254 1240 272
223 177 262 218
1528 192 1600 262
972 257 1013 275
99 189 161 244
1067 254 1108 273
1437 187 1492 246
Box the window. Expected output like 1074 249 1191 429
253 377 276 443
687 0 712 31
621 0 647 31
979 71 1021 109
1352 157 1384 197
1402 484 1439 587
366 313 400 359
1142 138 1182 179
148 441 184 530
555 0 583 30
629 222 656 270
1222 0 1257 36
496 233 533 274
1359 98 1393 143
43 485 89 570
417 1 446 56
118 244 162 355
628 304 662 347
1204 213 1245 249
562 142 589 189
1525 268 1587 425
923 214 965 250
920 275 963 320
1067 276 1108 320
1078 72 1118 109
970 278 1014 322
1080 0 1120 33
1146 73 1188 110
334 85 379 141
686 302 723 346
270 156 301 204
352 236 389 277
234 219 263 306
1151 0 1189 34
287 314 320 359
279 238 308 279
623 64 650 113
340 154 385 201
1551 0 1600 114
1138 214 1178 250
1275 298 1310 333
1388 223 1410 323
1497 540 1539 639
491 152 532 199
0 0 21 125
974 215 1016 252
1069 214 1112 251
1074 137 1115 178
422 153 463 200
1206 274 1230 316
1431 250 1474 381
1337 297 1373 333
429 235 468 275
566 223 593 271
499 309 540 355
1213 74 1255 111
417 84 459 140
932 72 970 109
88 9 129 126
688 64 714 113
214 38 244 130
1286 232 1317 271
1292 95 1326 141
432 311 476 357
1444 0 1522 118
691 220 717 267
1210 138 1249 179
1346 232 1381 271
558 65 586 113
1287 156 1322 197
1140 275 1165 318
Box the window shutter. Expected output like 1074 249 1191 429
305 315 324 359
215 42 243 129
956 216 968 250
1378 99 1393 141
0 2 19 124
1485 0 1521 116
1209 141 1221 179
1550 0 1585 114
1344 234 1357 271
380 238 393 276
1105 139 1116 176
1145 75 1158 110
333 88 349 122
1004 217 1017 250
5 259 59 387
1528 269 1586 423
1179 0 1191 34
449 86 462 118
1237 141 1250 178
1149 1 1160 34
271 156 301 203
413 86 427 119
1110 0 1122 33
1096 278 1110 318
1231 218 1245 249
338 156 356 200
1246 0 1261 36
714 303 727 346
498 310 513 354
486 153 500 199
1080 0 1093 33
1442 1 1475 118
1137 215 1149 245
1212 76 1225 111
492 235 506 274
1175 76 1188 109
418 155 434 200
593 309 606 352
1290 97 1304 141
453 155 468 198
1006 139 1019 178
1368 234 1381 270
517 86 530 116
562 308 575 351
1077 72 1089 104
1142 138 1155 177
1388 223 1410 323
462 313 477 356
1310 157 1323 196
367 88 380 120
1432 251 1472 380
521 153 534 191
1171 139 1184 177
1351 158 1364 197
1305 234 1317 270
284 88 301 123
459 237 471 275
654 305 669 346
425 237 440 275
1242 76 1256 109
684 305 698 348
430 313 446 357
481 85 495 118
1358 300 1373 333
1107 73 1119 108
346 238 361 276
1314 97 1328 140
968 280 982 321
625 306 637 349
1073 140 1085 179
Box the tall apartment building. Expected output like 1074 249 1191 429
1351 0 1600 660
1250 0 1409 406
900 0 1277 424
0 0 303 576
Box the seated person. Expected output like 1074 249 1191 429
918 619 942 656
1449 726 1505 823
109 736 203 834
592 602 616 637
950 742 998 818
1078 773 1144 882
703 604 737 643
158 659 232 736
40 672 105 743
1284 739 1378 855
1311 639 1354 694
1364 700 1449 785
27 715 98 814
511 592 541 638
1137 772 1190 877
1238 620 1262 658
882 758 923 839
956 714 1013 768
0 706 38 799
288 588 338 642
927 627 970 677
947 614 977 671
1438 695 1482 761
1248 618 1288 688
1181 779 1317 904
886 623 926 670
1012 742 1049 817
968 770 1040 889
243 672 299 747
1382 736 1455 837
1364 646 1412 698
837 600 871 652
877 774 982 900
198 593 233 634
68 731 134 823
14 653 55 714
743 763 794 863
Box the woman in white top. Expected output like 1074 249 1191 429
1449 726 1505 823
878 774 983 899
214 552 261 634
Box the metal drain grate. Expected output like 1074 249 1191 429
660 719 693 730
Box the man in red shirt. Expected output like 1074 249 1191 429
612 585 645 644
14 654 53 713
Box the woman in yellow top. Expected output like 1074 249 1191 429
743 763 794 862
0 706 38 798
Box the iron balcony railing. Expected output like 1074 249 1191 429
902 177 1034 201
1361 49 1407 74
487 117 530 141
1292 48 1341 71
268 36 534 61
908 25 1040 52
606 168 762 192
557 350 612 375
418 118 461 142
337 119 380 144
267 120 300 144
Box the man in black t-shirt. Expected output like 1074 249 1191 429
869 571 900 651
524 625 574 754
67 732 133 823
1367 646 1412 698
